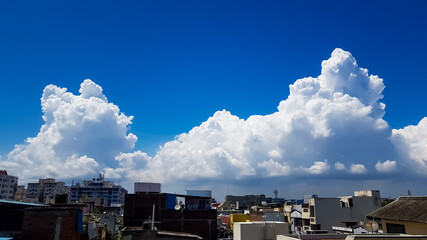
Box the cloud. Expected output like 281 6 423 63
375 160 397 173
135 49 390 182
350 164 367 174
0 80 136 182
258 160 290 177
118 48 399 184
335 162 346 170
302 160 330 175
3 48 427 192
391 118 427 173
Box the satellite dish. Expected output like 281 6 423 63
186 204 192 210
192 203 199 209
174 204 181 211
363 220 379 232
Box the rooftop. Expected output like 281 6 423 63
368 196 427 223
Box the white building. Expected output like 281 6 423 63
301 190 381 233
234 221 289 240
0 170 18 200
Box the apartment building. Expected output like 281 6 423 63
301 190 381 233
0 170 18 200
70 173 127 207
27 178 69 203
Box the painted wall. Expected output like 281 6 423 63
234 221 289 240
381 219 427 234
311 195 381 232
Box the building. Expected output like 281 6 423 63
18 206 83 240
367 196 427 234
234 221 289 240
277 234 427 240
13 185 26 201
26 178 69 203
121 228 203 239
0 170 18 200
135 182 161 193
26 183 40 201
224 194 266 209
124 191 217 240
0 199 47 238
301 190 381 233
70 173 127 207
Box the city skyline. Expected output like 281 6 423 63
0 1 426 199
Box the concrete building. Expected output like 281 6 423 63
26 178 69 203
277 234 427 240
233 221 289 240
13 185 26 201
121 228 203 239
19 206 83 240
0 170 18 200
225 194 266 209
0 199 48 238
70 173 127 207
124 192 217 240
301 190 381 233
135 182 161 193
26 183 40 201
368 196 427 234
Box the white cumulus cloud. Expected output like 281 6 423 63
302 160 330 175
126 48 392 183
350 164 367 174
335 161 346 170
375 160 397 173
0 79 137 182
258 160 290 177
391 118 427 173
3 48 427 191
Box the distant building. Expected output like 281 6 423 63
0 170 18 200
134 182 161 193
14 185 26 201
301 190 381 233
26 183 40 202
225 194 266 209
70 173 127 207
26 178 69 204
367 196 427 234
284 204 303 233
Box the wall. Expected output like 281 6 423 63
124 194 217 240
381 219 427 234
20 207 81 240
234 221 289 240
311 195 381 232
230 214 249 230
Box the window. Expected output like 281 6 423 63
340 197 353 207
386 223 406 234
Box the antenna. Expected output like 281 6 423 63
273 189 278 199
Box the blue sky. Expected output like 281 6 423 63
0 1 426 199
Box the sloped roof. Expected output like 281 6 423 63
0 199 47 207
368 197 427 223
